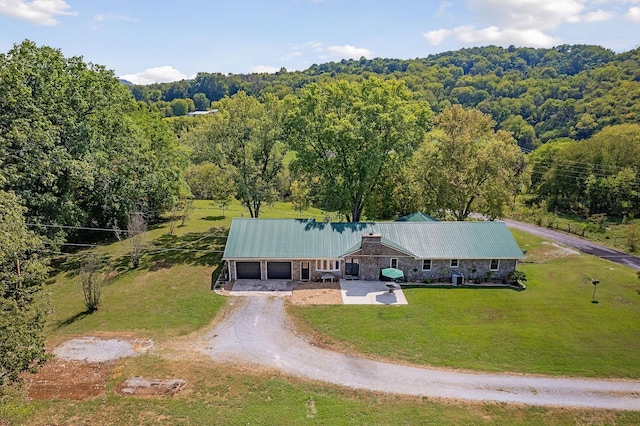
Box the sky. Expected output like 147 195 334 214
0 0 639 85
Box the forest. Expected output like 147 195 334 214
1 39 640 387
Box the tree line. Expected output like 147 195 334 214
130 44 640 150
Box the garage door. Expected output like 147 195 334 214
267 262 291 279
236 262 261 279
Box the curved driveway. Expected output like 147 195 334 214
200 295 640 410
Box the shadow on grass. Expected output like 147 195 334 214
401 283 525 292
111 227 227 272
203 215 225 221
51 252 113 279
56 310 92 329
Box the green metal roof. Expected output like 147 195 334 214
395 212 440 222
223 218 524 260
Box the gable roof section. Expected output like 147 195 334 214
395 212 440 222
223 218 524 260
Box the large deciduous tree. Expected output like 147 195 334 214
409 105 523 220
0 40 185 236
0 190 49 389
286 77 432 222
184 92 286 217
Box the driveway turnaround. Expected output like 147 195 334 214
340 280 408 305
200 295 640 410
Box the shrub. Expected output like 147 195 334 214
508 270 527 285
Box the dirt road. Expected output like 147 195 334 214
200 295 640 410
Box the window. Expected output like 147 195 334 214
450 259 459 268
390 258 398 269
422 259 432 271
490 259 500 270
316 259 340 271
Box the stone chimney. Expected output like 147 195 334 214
361 233 382 255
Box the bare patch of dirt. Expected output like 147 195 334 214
53 336 153 362
116 377 186 396
291 281 342 305
25 359 114 400
24 335 155 401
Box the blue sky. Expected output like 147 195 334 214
1 0 639 84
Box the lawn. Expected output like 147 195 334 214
3 203 640 424
289 228 640 378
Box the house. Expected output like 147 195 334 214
187 109 218 117
223 218 524 283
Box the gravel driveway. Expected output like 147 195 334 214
200 295 640 410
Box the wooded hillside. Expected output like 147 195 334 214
130 44 640 149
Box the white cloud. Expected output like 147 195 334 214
89 13 138 30
326 44 373 59
424 0 623 48
435 1 454 18
425 25 558 48
280 51 302 61
452 25 558 47
626 6 640 21
249 65 279 74
424 28 452 45
0 0 75 26
583 8 614 22
469 0 584 30
120 66 189 85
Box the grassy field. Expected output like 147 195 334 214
289 228 640 378
3 201 640 424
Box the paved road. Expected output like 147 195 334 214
504 219 640 270
200 296 640 410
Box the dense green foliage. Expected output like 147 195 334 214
286 78 432 221
183 92 287 217
0 190 49 389
406 105 524 220
131 44 640 148
0 41 186 237
528 124 640 218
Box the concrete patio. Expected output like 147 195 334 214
339 280 408 305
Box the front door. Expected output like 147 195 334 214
301 261 309 281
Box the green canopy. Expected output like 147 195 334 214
381 267 404 280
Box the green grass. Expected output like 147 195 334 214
6 356 640 425
289 228 640 378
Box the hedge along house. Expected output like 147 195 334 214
223 218 524 283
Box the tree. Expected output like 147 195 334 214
127 210 147 268
80 255 104 312
186 92 286 218
0 190 49 389
286 77 432 221
409 105 523 220
193 92 210 111
290 179 311 217
171 99 189 116
0 40 185 239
